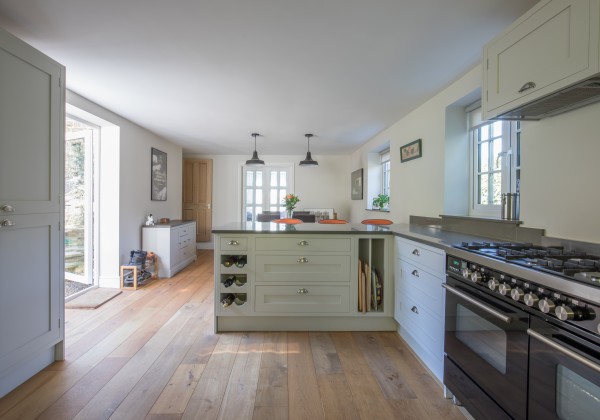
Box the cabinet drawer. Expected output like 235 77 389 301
220 237 248 251
396 237 444 275
255 255 351 283
177 224 194 237
255 285 350 313
394 290 444 358
255 237 351 252
395 259 444 318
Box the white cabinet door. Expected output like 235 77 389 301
0 28 64 396
0 30 62 215
483 0 598 119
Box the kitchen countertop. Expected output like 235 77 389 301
143 219 195 228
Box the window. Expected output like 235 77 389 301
381 150 390 197
469 107 520 217
242 165 293 221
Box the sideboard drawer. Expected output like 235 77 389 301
255 237 351 252
255 285 350 313
219 237 248 251
255 254 351 283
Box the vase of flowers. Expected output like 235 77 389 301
283 193 300 218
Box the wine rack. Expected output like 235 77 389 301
217 247 250 315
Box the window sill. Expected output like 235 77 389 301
440 214 522 225
366 208 390 213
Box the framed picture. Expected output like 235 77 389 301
400 139 422 162
151 148 167 201
351 168 363 200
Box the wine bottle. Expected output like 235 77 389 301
223 275 235 288
223 256 237 267
234 294 247 305
221 293 235 307
235 256 247 268
234 276 246 287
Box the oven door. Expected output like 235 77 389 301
444 275 529 420
528 316 600 419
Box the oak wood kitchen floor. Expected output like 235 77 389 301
0 250 465 420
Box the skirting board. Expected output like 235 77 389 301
216 316 398 332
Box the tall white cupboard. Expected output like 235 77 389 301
0 28 65 397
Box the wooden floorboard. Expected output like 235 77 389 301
0 250 464 420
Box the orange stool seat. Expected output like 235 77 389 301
318 219 349 224
272 218 303 224
361 219 393 225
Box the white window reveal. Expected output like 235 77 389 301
381 149 390 198
242 165 293 222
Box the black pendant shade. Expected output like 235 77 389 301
246 132 265 165
299 133 318 166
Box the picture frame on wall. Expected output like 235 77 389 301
151 148 167 201
351 168 363 200
400 139 422 162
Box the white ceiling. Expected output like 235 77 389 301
0 0 538 155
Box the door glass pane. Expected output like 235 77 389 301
256 189 262 205
256 171 263 187
246 171 254 187
557 365 600 419
65 136 86 277
279 189 286 204
270 171 278 187
270 189 277 205
245 206 253 221
280 171 287 187
455 304 507 374
246 189 253 204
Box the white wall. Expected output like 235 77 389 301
67 91 182 286
184 154 351 246
349 64 600 244
350 67 481 224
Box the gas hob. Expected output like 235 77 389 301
454 241 600 287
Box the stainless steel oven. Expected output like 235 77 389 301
444 264 529 420
528 316 600 419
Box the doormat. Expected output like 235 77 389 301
65 288 122 309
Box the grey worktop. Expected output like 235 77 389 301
142 219 195 228
212 221 492 251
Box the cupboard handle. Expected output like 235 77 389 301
411 270 419 277
412 249 420 256
411 306 419 314
298 240 309 246
442 283 513 324
0 219 16 227
528 329 600 374
227 240 239 246
297 257 309 263
297 288 309 294
0 204 15 212
518 81 536 94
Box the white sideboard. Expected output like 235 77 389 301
142 221 197 278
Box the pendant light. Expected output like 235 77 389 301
299 133 318 166
245 132 265 165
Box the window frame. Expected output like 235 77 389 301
241 164 294 222
381 149 390 198
469 119 519 218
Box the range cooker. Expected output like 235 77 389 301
444 241 600 420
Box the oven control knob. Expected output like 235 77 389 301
461 268 471 279
555 305 575 321
469 272 483 284
524 293 539 307
498 283 512 296
488 278 499 291
539 298 556 314
510 288 524 302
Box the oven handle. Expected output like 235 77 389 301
442 283 513 324
527 329 600 374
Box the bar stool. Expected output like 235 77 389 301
361 219 393 225
318 219 349 224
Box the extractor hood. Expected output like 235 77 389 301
493 76 600 120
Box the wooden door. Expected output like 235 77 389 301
183 159 213 242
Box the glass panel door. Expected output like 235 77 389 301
65 120 94 296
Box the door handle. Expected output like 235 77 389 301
518 81 536 94
0 219 16 227
528 329 600 374
0 204 15 212
298 240 309 246
297 257 309 263
412 249 420 256
411 270 419 277
297 288 309 294
227 240 239 246
442 283 513 324
411 306 419 314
